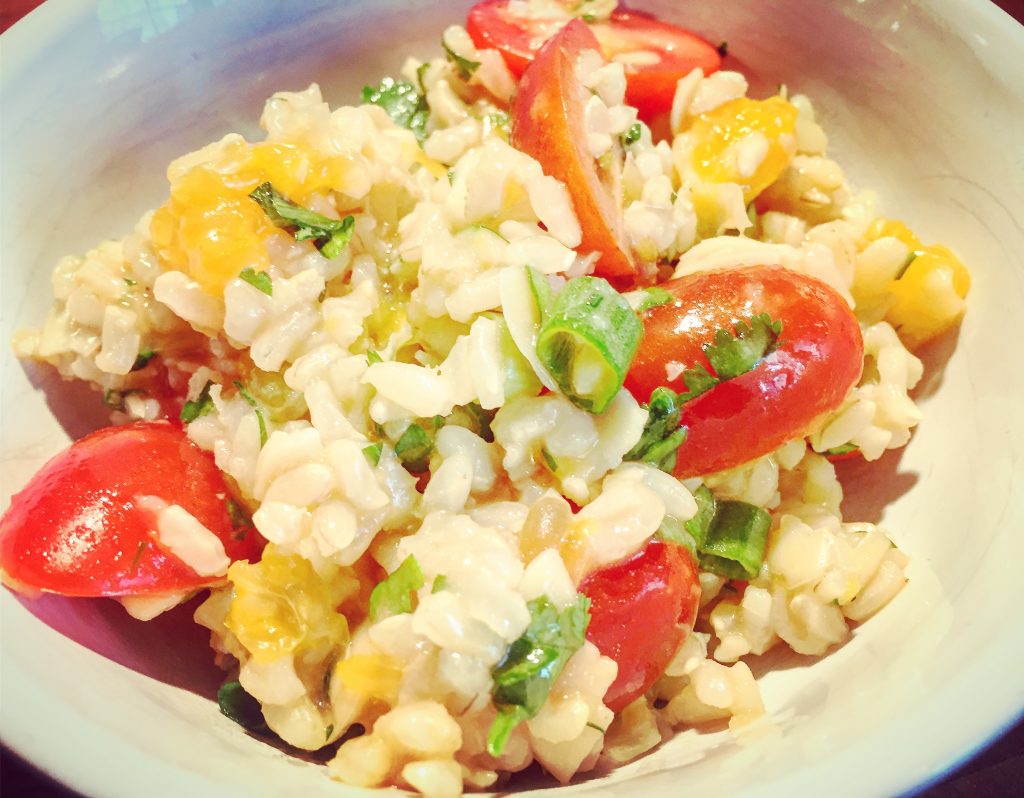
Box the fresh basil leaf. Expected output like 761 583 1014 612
431 574 448 594
698 500 771 580
824 442 859 456
369 555 424 621
239 267 273 296
635 286 673 313
366 350 383 365
249 182 355 259
362 77 429 142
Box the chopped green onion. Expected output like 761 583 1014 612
685 485 717 551
234 381 268 448
625 387 688 472
540 447 559 473
432 574 448 593
536 276 642 414
487 595 590 756
180 381 214 423
369 555 424 621
621 122 643 147
825 442 859 456
363 442 383 466
525 266 554 324
325 724 334 741
395 424 433 473
366 349 383 365
249 182 355 259
239 267 273 296
362 77 429 141
698 500 771 580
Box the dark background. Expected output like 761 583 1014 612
2 0 1023 795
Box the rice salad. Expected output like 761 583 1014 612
1 1 971 796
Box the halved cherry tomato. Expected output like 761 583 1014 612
625 266 863 478
580 539 701 712
0 421 262 597
467 1 721 118
510 19 636 283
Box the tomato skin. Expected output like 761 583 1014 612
0 421 262 598
580 540 701 712
510 19 636 282
625 266 864 478
467 1 721 118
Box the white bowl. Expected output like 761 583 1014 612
2 1 1023 796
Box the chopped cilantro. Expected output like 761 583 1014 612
362 442 383 466
624 387 689 473
325 724 334 741
443 39 481 80
131 349 155 371
395 423 433 473
249 182 355 259
123 277 137 287
239 267 273 296
362 77 430 142
218 681 269 734
180 381 214 423
487 595 590 757
234 381 268 448
678 313 783 401
369 555 424 621
825 442 860 456
621 122 643 147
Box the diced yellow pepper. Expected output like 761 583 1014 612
690 97 799 203
333 654 403 703
886 244 971 348
865 218 921 250
225 545 359 663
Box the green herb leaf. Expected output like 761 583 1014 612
443 39 481 80
536 276 642 414
366 349 383 365
218 681 269 733
131 349 156 371
824 442 859 456
363 442 383 466
540 447 559 473
685 485 716 551
624 387 688 472
586 721 607 733
432 574 448 594
180 381 214 423
325 724 335 741
249 182 355 259
621 121 643 147
697 500 771 580
226 498 251 532
369 555 424 621
486 595 590 756
362 77 430 142
704 313 782 380
395 424 433 473
234 380 268 448
239 267 273 296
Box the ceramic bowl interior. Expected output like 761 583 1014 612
2 1 1023 796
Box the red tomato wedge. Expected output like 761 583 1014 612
510 19 636 283
0 421 262 598
467 1 721 118
581 540 701 712
625 266 863 478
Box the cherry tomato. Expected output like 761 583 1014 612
581 539 701 712
0 421 262 598
467 1 721 118
625 266 863 478
509 19 636 283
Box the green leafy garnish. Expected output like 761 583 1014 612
249 182 355 259
825 442 859 456
366 349 383 365
234 381 268 448
698 500 771 580
443 39 481 80
487 595 591 757
635 286 673 313
218 681 269 734
443 403 496 442
621 122 643 147
363 442 383 466
226 497 251 531
239 267 273 296
540 447 559 473
432 574 448 594
369 555 424 621
131 349 156 371
395 423 433 473
678 313 782 401
685 485 717 550
325 724 334 741
536 276 642 414
362 77 429 141
123 277 137 287
625 387 689 472
180 381 214 423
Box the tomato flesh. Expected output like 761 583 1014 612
625 266 863 478
510 19 636 283
467 1 721 118
581 540 701 712
0 421 262 597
